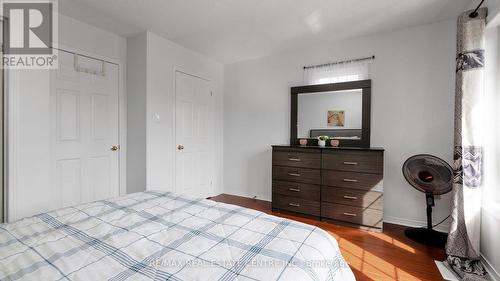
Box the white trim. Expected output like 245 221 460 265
55 44 126 197
172 68 215 197
174 68 212 83
1 52 5 223
221 191 271 202
384 215 450 233
119 60 127 196
6 45 126 222
55 43 127 196
435 260 459 281
5 69 19 222
482 254 500 281
171 68 176 192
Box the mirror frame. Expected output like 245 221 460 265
290 79 371 148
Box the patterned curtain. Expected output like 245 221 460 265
446 7 488 281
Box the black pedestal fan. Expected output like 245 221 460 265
402 154 453 248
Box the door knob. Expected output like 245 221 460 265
177 145 185 150
110 145 120 151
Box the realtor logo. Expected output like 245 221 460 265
1 0 58 69
3 2 52 54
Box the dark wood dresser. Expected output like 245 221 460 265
272 145 384 230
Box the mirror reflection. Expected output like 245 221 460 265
297 89 363 140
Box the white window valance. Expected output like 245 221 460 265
303 56 373 85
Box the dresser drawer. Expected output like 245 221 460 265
321 203 383 228
273 151 320 169
272 166 321 185
322 170 382 190
272 194 320 217
322 187 383 210
322 150 383 174
272 181 320 201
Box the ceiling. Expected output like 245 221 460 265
59 0 472 64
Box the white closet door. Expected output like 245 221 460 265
175 71 214 198
52 52 120 207
7 50 120 221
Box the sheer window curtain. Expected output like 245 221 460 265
303 58 373 85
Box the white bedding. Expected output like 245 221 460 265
0 191 355 281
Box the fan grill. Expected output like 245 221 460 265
402 154 453 195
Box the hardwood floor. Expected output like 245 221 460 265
210 194 446 281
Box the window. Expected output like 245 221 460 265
303 57 373 85
483 25 500 213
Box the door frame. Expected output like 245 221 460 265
172 68 215 197
1 51 4 223
5 44 126 222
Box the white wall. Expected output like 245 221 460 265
297 91 362 138
126 32 147 194
223 19 456 230
58 15 126 61
7 15 127 221
126 31 225 196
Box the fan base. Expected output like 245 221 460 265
404 227 448 248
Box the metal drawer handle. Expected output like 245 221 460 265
288 173 301 177
343 162 358 165
288 158 301 161
288 188 301 192
343 212 357 217
343 179 358 183
343 195 358 200
289 203 301 207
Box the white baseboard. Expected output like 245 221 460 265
482 254 500 281
383 216 450 233
435 261 459 281
220 190 271 202
436 256 499 281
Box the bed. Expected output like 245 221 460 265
0 191 355 281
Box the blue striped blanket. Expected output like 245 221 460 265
0 191 354 280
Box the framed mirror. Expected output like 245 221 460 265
290 80 371 147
